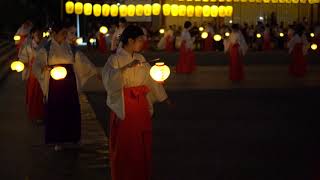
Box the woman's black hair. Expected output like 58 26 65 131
120 25 144 45
184 21 192 29
119 17 127 24
51 20 70 33
295 24 305 37
231 24 240 31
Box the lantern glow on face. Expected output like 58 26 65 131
150 62 170 82
100 26 108 34
201 32 208 39
11 61 24 72
213 34 222 41
50 66 68 80
311 43 318 50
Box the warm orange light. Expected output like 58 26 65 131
50 67 68 80
150 62 170 82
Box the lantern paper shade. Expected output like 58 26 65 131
75 2 83 15
93 4 101 17
128 5 135 16
214 34 222 41
11 61 24 72
249 0 256 3
201 32 208 39
144 4 152 16
84 3 92 16
199 27 204 31
256 0 262 2
218 6 226 17
159 29 165 34
50 67 68 80
300 0 307 3
171 4 179 16
272 0 279 3
279 0 286 2
263 0 270 3
311 43 317 50
102 4 110 16
286 0 292 3
100 26 108 34
195 6 202 17
119 5 128 16
111 4 119 17
163 4 171 16
178 5 186 16
292 0 299 2
150 62 170 82
241 0 248 2
211 5 218 17
187 5 194 17
225 6 233 17
152 3 161 15
136 4 144 16
203 5 211 17
65 1 74 14
14 35 21 41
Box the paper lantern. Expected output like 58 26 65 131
199 27 204 31
13 35 21 41
249 0 256 3
218 6 226 17
84 3 92 16
136 4 144 16
219 0 225 2
102 4 110 16
127 5 135 16
195 6 202 17
227 0 233 2
93 4 101 17
203 0 209 2
279 0 286 2
210 0 217 2
111 4 119 17
171 4 179 16
152 3 161 15
310 33 315 37
211 5 219 17
263 0 270 3
178 5 186 16
203 5 211 17
65 1 74 14
187 5 194 17
308 0 314 3
159 28 165 34
225 32 230 37
75 2 83 15
234 0 240 2
225 6 233 17
119 5 128 17
11 61 24 72
201 32 208 39
213 34 222 41
279 32 284 37
100 26 108 34
256 33 262 38
144 4 152 16
272 0 279 3
286 0 292 3
76 37 83 45
300 0 307 3
150 62 170 82
50 67 68 80
256 0 262 3
292 0 299 3
241 0 248 2
311 43 318 50
163 4 171 16
195 0 201 1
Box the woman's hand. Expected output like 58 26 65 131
121 59 141 71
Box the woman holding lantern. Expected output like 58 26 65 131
224 24 248 82
18 25 45 123
102 25 172 180
176 21 196 73
33 21 99 151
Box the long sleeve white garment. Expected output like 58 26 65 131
287 34 310 55
32 39 97 100
18 38 39 80
224 31 248 56
180 29 195 50
101 48 168 120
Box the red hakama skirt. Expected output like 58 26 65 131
289 43 307 77
176 41 196 73
229 44 244 81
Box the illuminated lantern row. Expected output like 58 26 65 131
65 2 234 17
161 0 317 2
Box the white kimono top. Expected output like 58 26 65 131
32 39 98 100
18 38 39 80
180 29 195 50
102 48 168 120
287 34 309 56
224 31 248 56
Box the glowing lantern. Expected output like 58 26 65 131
144 4 152 16
111 4 119 17
225 6 233 17
100 26 108 34
84 3 92 16
128 5 135 16
213 34 222 41
89 38 96 44
150 62 170 82
225 32 230 37
234 0 240 2
76 37 83 45
300 0 307 3
65 1 74 14
203 5 211 17
210 0 217 2
256 0 262 2
50 67 68 80
241 0 248 2
279 32 284 37
311 43 318 50
272 0 279 3
211 5 219 17
159 28 165 34
199 27 204 31
310 33 315 37
195 6 202 17
218 6 226 17
286 0 292 3
102 4 110 16
171 4 179 16
136 4 144 16
119 5 128 17
256 33 262 38
308 0 314 3
10 61 24 72
152 3 161 15
201 32 208 39
178 5 186 16
42 32 46 38
163 4 171 16
219 0 225 1
249 0 256 2
263 0 270 3
75 2 83 15
203 0 209 2
93 4 101 17
227 0 233 2
292 0 299 2
13 35 21 41
187 5 194 17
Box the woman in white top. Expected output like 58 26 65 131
102 25 172 180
